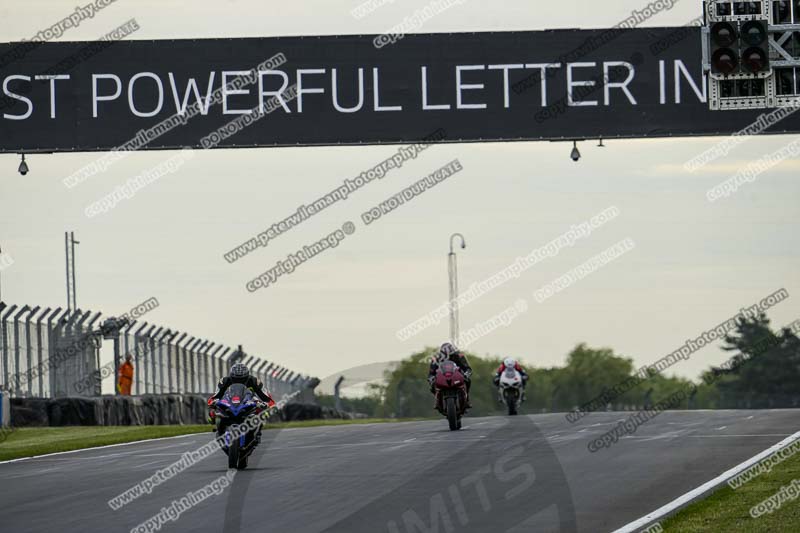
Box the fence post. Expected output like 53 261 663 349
0 303 10 394
52 308 80 397
204 341 215 394
73 311 92 396
155 329 168 393
1 305 18 394
173 333 187 393
141 325 157 394
133 323 150 395
119 320 136 395
156 328 172 394
12 306 30 396
167 331 179 394
217 348 231 384
201 342 214 394
46 308 65 398
333 376 345 411
195 340 209 394
210 345 224 390
85 312 102 396
24 307 40 396
255 360 269 388
209 344 221 392
35 308 52 397
186 338 201 393
149 327 164 394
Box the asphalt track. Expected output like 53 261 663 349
2 409 799 533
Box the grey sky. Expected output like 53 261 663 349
1 0 798 390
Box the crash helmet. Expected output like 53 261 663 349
229 363 250 381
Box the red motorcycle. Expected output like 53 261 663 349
433 360 468 431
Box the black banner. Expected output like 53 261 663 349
2 28 799 153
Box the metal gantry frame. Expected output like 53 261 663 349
704 0 800 109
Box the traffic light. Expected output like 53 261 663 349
740 20 769 73
705 0 800 109
710 21 739 74
709 19 770 75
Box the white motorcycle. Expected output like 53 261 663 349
497 367 524 416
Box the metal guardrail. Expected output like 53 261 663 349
0 302 314 399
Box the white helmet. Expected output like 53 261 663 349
437 342 457 363
503 357 516 368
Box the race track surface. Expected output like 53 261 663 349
2 409 799 533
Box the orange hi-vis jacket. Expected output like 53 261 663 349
118 361 134 395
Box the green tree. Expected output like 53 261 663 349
552 343 636 409
378 347 508 417
711 314 800 408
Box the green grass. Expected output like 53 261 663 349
0 425 210 461
661 446 800 532
0 418 429 461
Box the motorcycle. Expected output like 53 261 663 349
212 383 266 470
433 360 468 431
498 367 524 416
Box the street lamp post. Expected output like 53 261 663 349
448 233 466 346
64 232 79 311
0 245 4 302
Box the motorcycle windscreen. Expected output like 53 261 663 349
225 383 250 404
439 361 459 374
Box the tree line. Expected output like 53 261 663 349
317 313 800 418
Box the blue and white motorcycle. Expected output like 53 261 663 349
212 383 267 469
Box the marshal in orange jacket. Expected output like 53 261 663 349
117 359 134 395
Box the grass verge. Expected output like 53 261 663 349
660 445 800 532
0 418 429 461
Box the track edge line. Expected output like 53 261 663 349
609 429 800 533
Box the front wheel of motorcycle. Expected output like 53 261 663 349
446 397 459 431
505 390 518 416
228 438 240 469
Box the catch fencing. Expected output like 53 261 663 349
0 302 313 399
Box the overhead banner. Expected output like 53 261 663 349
2 28 800 153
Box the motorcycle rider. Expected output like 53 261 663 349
428 342 473 407
207 363 275 442
493 357 529 399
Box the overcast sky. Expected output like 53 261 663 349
1 0 798 391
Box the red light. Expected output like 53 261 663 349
711 22 737 47
712 49 739 75
742 47 767 73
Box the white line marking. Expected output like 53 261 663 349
686 434 790 438
131 453 186 457
716 426 727 430
611 429 800 533
623 434 791 440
